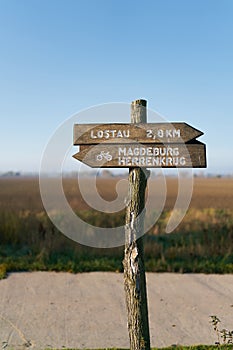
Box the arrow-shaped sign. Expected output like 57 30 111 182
73 123 203 145
73 142 206 168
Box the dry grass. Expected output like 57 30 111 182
0 177 43 212
1 176 232 212
0 176 232 275
61 177 233 211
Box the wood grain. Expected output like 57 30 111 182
73 142 207 168
73 122 203 145
123 99 151 350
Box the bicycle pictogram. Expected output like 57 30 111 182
96 151 113 162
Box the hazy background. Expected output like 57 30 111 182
0 0 232 175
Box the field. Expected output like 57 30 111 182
0 176 233 277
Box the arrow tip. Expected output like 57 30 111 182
72 152 81 161
184 122 204 141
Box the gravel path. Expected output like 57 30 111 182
0 272 233 349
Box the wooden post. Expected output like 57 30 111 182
123 99 151 350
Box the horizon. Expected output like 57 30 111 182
1 169 232 178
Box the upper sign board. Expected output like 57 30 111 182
73 123 203 145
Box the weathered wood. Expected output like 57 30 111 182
123 99 151 350
73 141 207 168
73 122 203 145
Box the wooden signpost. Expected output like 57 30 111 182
73 99 206 350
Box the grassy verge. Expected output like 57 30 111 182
0 208 233 277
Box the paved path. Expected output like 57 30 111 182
0 272 233 349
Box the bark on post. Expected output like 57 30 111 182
123 99 151 350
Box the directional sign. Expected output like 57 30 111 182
73 142 206 168
73 123 203 145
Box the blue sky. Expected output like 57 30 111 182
0 0 232 174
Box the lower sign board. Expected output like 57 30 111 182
73 142 206 168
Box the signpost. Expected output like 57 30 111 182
73 99 206 350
